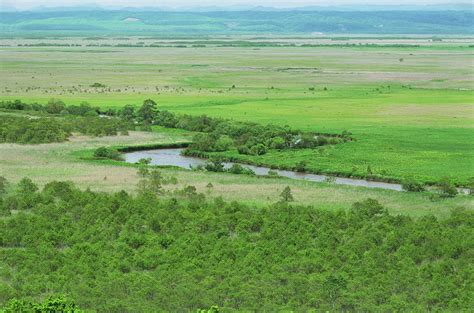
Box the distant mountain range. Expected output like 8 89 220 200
1 9 473 36
2 3 473 12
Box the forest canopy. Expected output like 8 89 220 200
0 177 472 311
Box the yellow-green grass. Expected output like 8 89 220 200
0 131 472 219
1 41 473 184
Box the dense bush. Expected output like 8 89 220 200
438 178 459 198
172 110 347 155
0 99 101 117
93 147 123 161
2 296 79 313
0 115 132 144
65 116 131 137
402 179 426 192
227 163 255 176
0 116 70 144
0 180 472 311
201 159 256 176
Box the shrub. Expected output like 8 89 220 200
191 133 216 152
228 164 255 176
461 178 474 196
351 198 386 218
267 170 280 178
295 160 307 172
237 146 250 155
270 136 286 149
280 186 294 202
83 110 99 117
215 135 233 152
438 178 458 198
45 98 66 114
402 179 425 192
325 176 336 184
205 158 225 172
249 144 267 156
93 147 123 161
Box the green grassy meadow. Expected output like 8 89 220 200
1 39 473 185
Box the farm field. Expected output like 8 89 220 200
1 37 473 185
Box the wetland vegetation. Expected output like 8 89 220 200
0 7 473 311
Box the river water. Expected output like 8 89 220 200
124 148 405 191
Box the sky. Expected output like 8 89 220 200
1 0 466 10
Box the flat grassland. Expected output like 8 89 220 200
1 37 473 186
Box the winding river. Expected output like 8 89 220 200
124 148 405 191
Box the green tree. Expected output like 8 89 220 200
280 186 294 202
17 177 38 194
351 198 386 218
138 169 164 195
206 182 214 194
119 104 136 122
45 98 66 114
138 99 158 124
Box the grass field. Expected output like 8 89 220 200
1 38 473 185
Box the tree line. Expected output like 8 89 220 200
0 115 132 144
1 99 350 154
